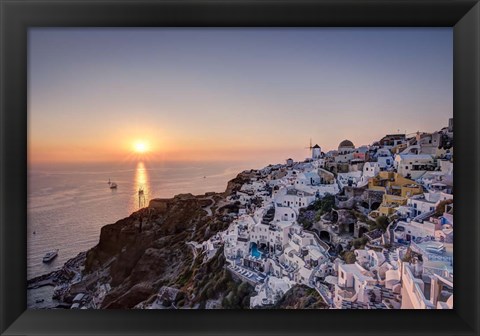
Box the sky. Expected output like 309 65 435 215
28 28 453 164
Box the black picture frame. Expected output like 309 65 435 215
1 0 479 335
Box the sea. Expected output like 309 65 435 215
27 160 267 280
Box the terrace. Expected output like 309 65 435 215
227 262 266 285
410 240 453 265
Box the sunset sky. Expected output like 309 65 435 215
28 28 452 164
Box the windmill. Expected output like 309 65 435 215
305 138 322 159
305 138 313 154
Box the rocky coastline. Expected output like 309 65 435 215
28 170 258 309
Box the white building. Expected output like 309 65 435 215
400 260 453 309
295 171 321 186
337 170 362 188
335 140 356 163
376 148 394 169
334 262 377 308
273 187 316 210
357 162 381 187
394 154 435 179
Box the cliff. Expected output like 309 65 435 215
223 170 255 196
68 172 254 309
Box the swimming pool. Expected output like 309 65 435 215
251 244 262 258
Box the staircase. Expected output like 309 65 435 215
383 249 399 265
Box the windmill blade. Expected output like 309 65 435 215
305 138 313 150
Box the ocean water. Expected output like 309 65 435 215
27 160 263 279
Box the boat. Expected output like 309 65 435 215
42 249 58 263
110 182 117 189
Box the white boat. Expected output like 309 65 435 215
110 182 117 189
43 249 58 263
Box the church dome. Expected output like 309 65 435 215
338 139 355 149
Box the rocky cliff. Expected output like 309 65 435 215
70 173 254 309
223 170 255 196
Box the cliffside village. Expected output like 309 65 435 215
32 120 454 310
199 119 454 309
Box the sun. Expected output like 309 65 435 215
134 141 149 154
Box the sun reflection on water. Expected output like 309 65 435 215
134 161 150 208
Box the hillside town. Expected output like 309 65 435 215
194 119 454 309
28 120 454 310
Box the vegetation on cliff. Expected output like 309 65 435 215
174 247 254 308
297 194 336 229
267 285 327 309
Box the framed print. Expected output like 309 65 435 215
1 0 479 335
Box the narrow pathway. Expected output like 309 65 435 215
186 241 200 268
202 196 214 217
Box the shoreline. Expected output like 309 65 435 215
26 169 250 308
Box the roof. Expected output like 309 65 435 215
396 154 434 160
325 275 338 285
339 263 375 282
384 133 406 138
312 144 321 149
300 171 320 179
338 139 355 148
306 245 324 259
